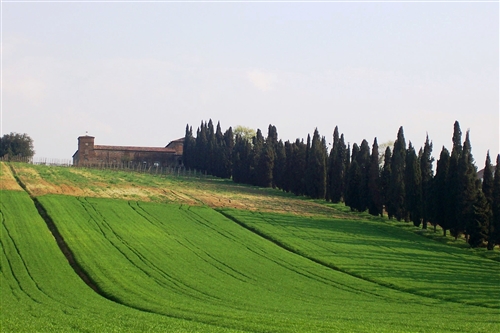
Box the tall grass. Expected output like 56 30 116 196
34 194 500 332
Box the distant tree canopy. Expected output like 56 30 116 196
183 120 499 249
233 126 256 142
0 133 35 159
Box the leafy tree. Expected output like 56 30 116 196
419 135 434 229
0 132 35 159
233 125 256 142
368 138 382 216
389 127 406 221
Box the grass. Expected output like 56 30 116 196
219 209 500 308
0 190 241 332
2 162 500 332
33 194 500 332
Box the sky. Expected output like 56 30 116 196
2 0 499 167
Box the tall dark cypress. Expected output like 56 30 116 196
447 121 463 235
434 147 451 235
195 122 208 172
291 139 307 196
326 127 340 202
482 152 495 249
455 131 477 240
274 140 286 190
283 141 294 193
232 134 251 184
183 124 196 169
490 155 500 249
368 138 382 216
482 152 494 206
329 131 347 203
345 143 360 210
468 188 491 248
250 129 264 186
405 142 422 226
221 127 234 179
305 129 327 199
381 146 392 218
419 135 434 229
356 140 371 211
389 127 407 221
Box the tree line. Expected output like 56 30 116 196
183 120 500 249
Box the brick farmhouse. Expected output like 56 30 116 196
72 135 184 167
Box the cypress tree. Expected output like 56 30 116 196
468 188 490 248
482 152 494 249
221 127 234 179
390 127 406 221
257 142 275 188
291 139 307 196
455 131 477 240
482 152 494 206
345 143 360 210
356 139 371 211
274 140 286 190
434 147 451 235
183 124 196 169
305 129 327 199
283 141 294 193
447 121 463 236
195 122 208 172
405 142 422 226
490 155 500 249
381 146 392 218
250 129 264 186
232 134 251 184
326 127 340 202
329 131 347 203
420 135 434 229
368 138 382 216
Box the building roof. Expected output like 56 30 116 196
94 145 178 153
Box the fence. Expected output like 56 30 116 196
0 155 210 179
0 156 72 166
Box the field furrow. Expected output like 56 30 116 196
32 194 500 332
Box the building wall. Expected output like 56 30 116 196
73 136 183 167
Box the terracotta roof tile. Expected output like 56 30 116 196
94 145 178 153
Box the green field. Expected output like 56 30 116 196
1 163 499 332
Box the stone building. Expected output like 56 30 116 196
72 135 184 167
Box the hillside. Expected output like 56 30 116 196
1 162 499 332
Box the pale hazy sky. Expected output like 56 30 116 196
2 1 499 166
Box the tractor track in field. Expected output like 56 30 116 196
8 165 108 297
216 209 499 309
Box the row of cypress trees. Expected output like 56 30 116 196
183 120 500 249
